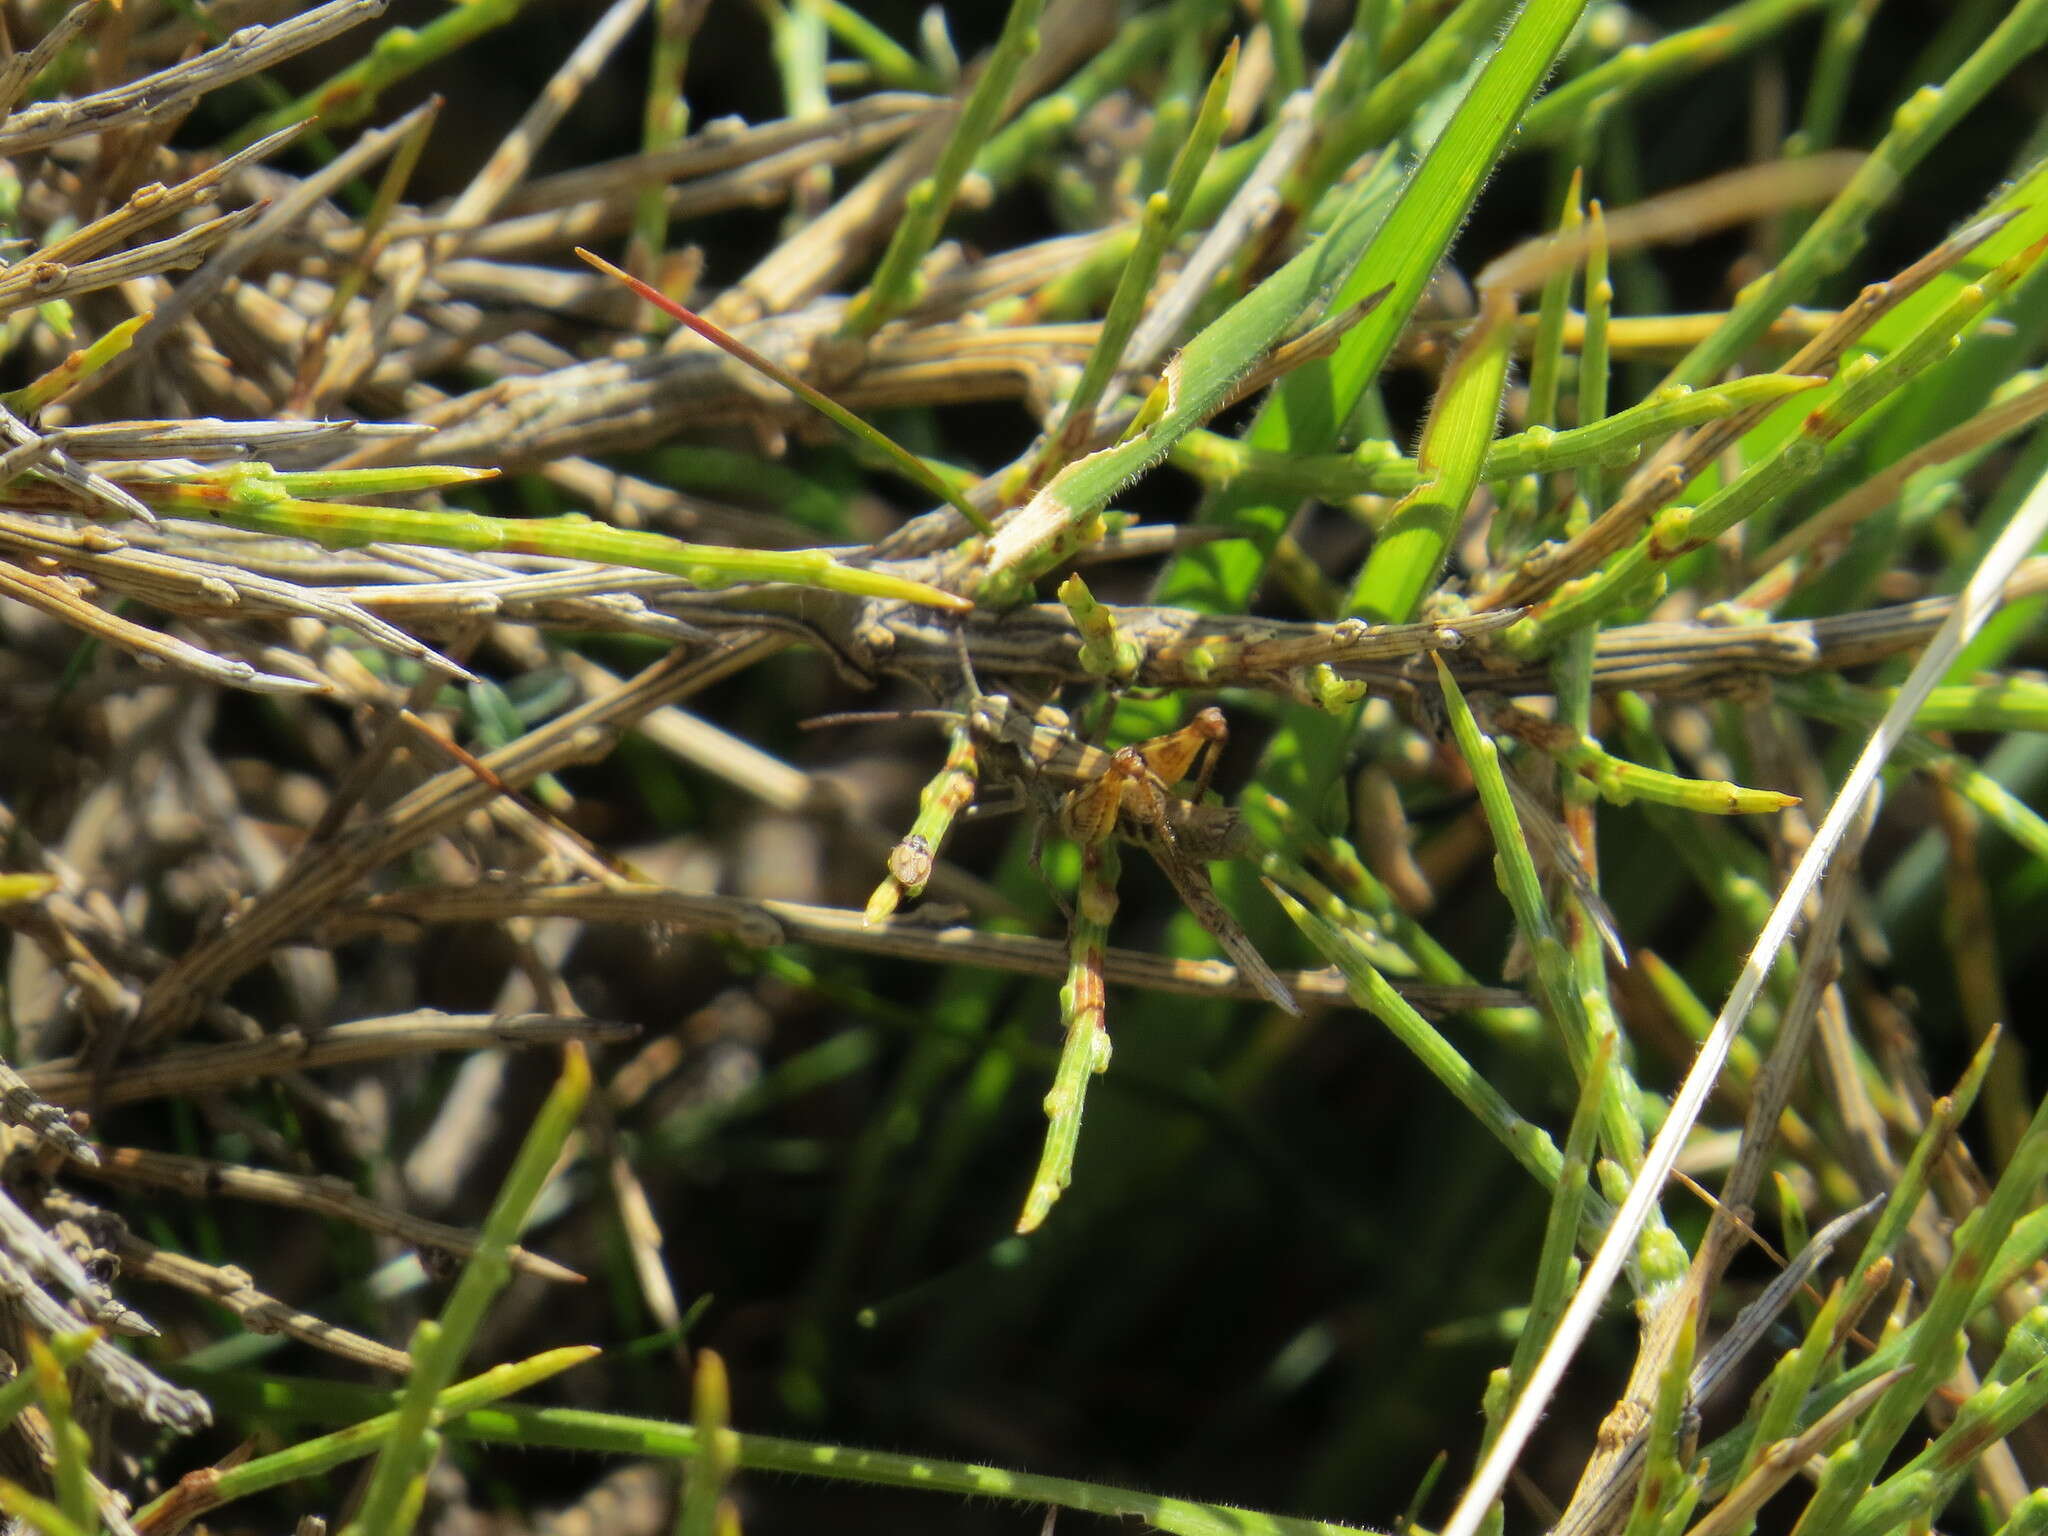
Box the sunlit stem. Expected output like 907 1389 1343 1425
867 720 981 922
1058 572 1143 681
1 313 147 415
1018 837 1119 1234
1489 703 1800 814
129 462 971 612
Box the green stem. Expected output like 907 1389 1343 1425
1662 0 2048 388
134 464 971 612
841 0 1049 337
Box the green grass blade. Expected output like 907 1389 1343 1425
803 0 936 90
1518 0 1830 152
972 11 1173 190
341 1046 592 1536
1346 285 1516 620
1490 704 1800 814
677 1350 739 1536
1432 657 1656 1189
226 0 535 150
578 246 994 536
1522 233 2044 647
866 719 980 922
1148 0 1592 624
1173 372 1824 500
24 1335 89 1532
1794 1091 2048 1536
192 1370 1384 1535
977 166 1405 596
1265 877 1568 1194
1 312 146 414
0 1482 93 1536
626 0 706 286
1506 1033 1611 1396
143 1348 596 1529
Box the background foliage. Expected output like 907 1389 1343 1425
0 2 2041 1534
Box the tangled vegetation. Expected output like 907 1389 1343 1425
0 1 2041 1533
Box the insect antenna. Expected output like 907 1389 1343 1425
951 624 986 705
800 707 964 731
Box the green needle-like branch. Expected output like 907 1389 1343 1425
578 246 993 536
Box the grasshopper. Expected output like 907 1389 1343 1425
854 687 1297 1231
979 700 1298 1006
879 692 1299 1016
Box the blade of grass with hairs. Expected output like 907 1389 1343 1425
1111 11 1606 1122
976 160 1403 597
1145 0 1591 628
1350 152 1863 626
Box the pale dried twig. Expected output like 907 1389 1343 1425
0 0 386 156
77 110 432 396
322 879 1527 1016
23 1011 638 1108
74 1145 582 1284
0 555 324 693
112 1225 412 1375
0 1239 208 1431
131 634 788 1038
36 1187 413 1375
